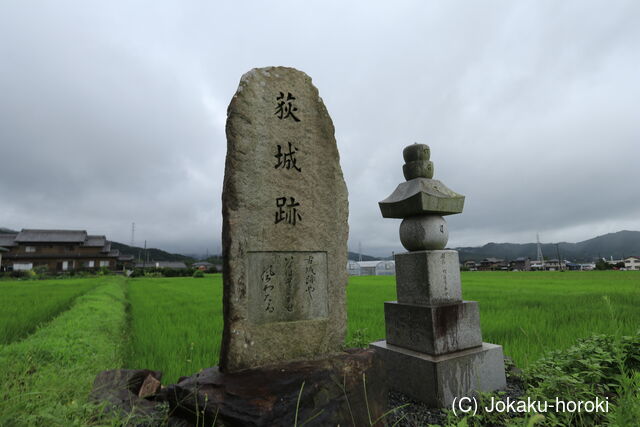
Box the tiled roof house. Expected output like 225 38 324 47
0 229 120 272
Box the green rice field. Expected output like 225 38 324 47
348 271 640 368
0 271 638 425
125 277 223 382
0 278 98 344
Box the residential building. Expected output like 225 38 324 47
193 261 214 271
0 246 7 269
478 258 508 271
191 261 221 272
135 261 188 269
531 259 570 271
624 256 640 271
117 254 136 271
463 260 477 271
530 260 545 270
509 257 531 271
565 262 582 271
604 258 625 268
0 229 119 272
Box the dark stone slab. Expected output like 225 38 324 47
161 349 387 427
385 301 482 355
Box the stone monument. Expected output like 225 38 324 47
220 66 349 373
90 68 388 426
371 143 506 407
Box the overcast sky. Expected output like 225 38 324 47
1 1 639 257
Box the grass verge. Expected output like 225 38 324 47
0 276 128 426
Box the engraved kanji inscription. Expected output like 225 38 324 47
283 256 295 312
274 142 302 172
275 92 300 122
261 264 276 313
275 196 302 225
304 255 316 300
248 251 328 324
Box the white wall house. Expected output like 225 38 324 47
624 256 640 271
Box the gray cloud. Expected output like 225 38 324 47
1 1 639 257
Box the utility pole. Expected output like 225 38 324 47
556 243 562 271
130 222 135 247
536 233 545 270
143 240 147 269
358 241 362 262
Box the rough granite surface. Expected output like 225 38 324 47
221 66 348 373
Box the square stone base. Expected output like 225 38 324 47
385 300 482 355
370 340 506 407
395 250 462 305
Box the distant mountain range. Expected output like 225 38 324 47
456 230 640 263
347 251 380 261
110 241 194 263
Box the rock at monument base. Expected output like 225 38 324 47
89 369 172 424
370 341 506 407
160 349 386 426
139 373 163 398
91 369 163 395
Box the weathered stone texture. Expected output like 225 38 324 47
375 143 506 407
371 341 506 407
395 250 462 305
399 215 449 250
384 301 482 355
221 67 348 372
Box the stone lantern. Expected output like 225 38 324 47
371 143 506 407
